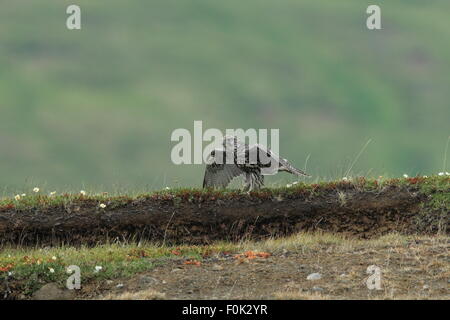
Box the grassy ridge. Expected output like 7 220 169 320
0 175 447 246
1 175 448 211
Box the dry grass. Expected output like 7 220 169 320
274 291 331 300
235 231 414 253
101 288 166 300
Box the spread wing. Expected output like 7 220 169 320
246 144 310 177
203 163 245 188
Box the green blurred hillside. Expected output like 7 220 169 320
1 0 449 193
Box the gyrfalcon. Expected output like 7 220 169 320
203 135 310 191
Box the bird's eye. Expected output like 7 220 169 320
210 151 215 156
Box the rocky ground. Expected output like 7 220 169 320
24 234 449 300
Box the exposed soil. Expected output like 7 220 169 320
79 237 449 300
0 181 447 246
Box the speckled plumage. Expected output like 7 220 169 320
203 136 309 191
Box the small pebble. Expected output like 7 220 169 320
307 273 322 281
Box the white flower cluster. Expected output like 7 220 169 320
286 181 299 188
94 266 103 273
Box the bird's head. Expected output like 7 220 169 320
222 135 237 150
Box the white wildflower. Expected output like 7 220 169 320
165 187 170 190
423 175 428 178
438 172 444 176
49 191 56 196
14 195 21 201
446 172 450 176
52 256 57 260
403 174 408 178
49 268 55 273
99 203 106 209
286 184 292 188
21 193 26 197
33 187 40 193
342 177 348 181
8 272 13 276
292 181 298 185
80 190 86 196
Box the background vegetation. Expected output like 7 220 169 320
1 0 449 193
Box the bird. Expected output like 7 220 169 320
203 135 310 191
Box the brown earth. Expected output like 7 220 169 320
80 237 449 300
0 182 447 246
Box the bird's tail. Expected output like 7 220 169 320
278 158 311 177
